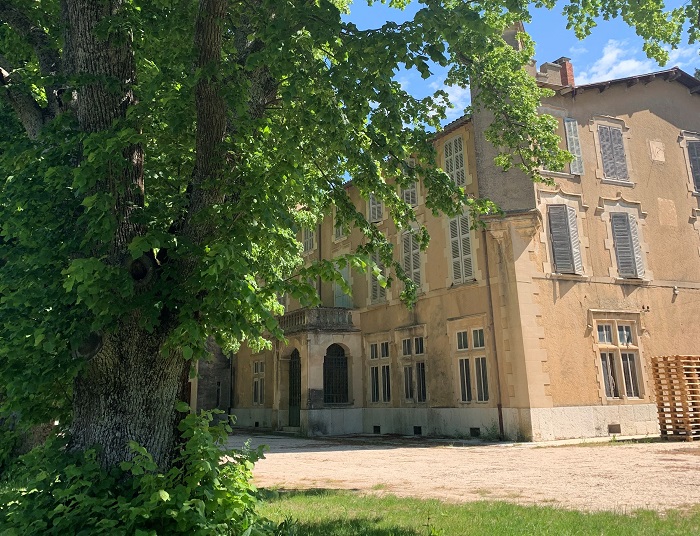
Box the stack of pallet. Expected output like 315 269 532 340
652 355 700 441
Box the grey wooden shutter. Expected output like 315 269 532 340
402 182 417 206
370 252 386 301
610 127 629 180
369 194 382 222
567 206 583 274
403 233 420 286
334 264 352 308
688 141 700 191
598 126 615 178
548 204 574 273
564 118 584 175
611 212 643 278
460 214 473 280
449 218 462 283
453 137 465 187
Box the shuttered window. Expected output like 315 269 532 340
444 135 466 187
449 213 473 284
370 251 386 303
598 125 629 181
547 204 583 275
333 264 352 309
402 233 421 287
401 182 417 206
688 141 700 192
611 213 644 278
369 194 383 223
564 118 584 175
303 228 315 253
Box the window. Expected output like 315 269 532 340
597 324 613 344
370 251 386 303
449 213 473 284
303 228 315 253
402 182 417 206
457 331 469 350
564 118 584 175
687 140 700 192
598 125 629 181
402 233 421 287
333 206 346 240
369 194 383 223
323 344 348 404
402 338 412 356
333 264 352 309
414 336 424 355
475 357 489 402
547 204 583 275
472 328 485 349
381 365 391 402
610 213 644 278
444 135 466 187
370 366 380 403
380 341 390 358
596 320 642 400
404 366 414 400
416 362 427 402
253 360 265 405
370 343 378 360
458 358 472 402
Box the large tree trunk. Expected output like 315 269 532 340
70 319 189 469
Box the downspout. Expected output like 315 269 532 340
317 223 322 303
482 227 505 439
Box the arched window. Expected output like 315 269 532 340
323 344 348 404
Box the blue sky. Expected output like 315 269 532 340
345 1 700 123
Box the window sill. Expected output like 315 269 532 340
614 277 648 286
546 273 591 282
601 178 635 188
693 192 700 198
541 170 579 180
450 279 478 288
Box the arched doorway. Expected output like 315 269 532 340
288 349 301 427
323 344 348 404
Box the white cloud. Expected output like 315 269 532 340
568 45 588 57
576 40 654 85
429 80 471 122
667 46 699 70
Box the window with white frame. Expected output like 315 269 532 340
458 358 472 402
596 320 642 399
449 212 473 284
369 194 383 223
457 331 469 350
444 135 466 187
402 338 412 356
416 361 427 402
303 228 315 254
547 204 583 275
369 251 386 303
402 158 418 206
597 124 629 182
333 263 352 309
381 364 391 402
472 328 485 349
370 343 378 360
610 212 644 278
333 206 346 241
414 336 424 355
402 233 421 287
380 341 390 358
475 356 489 402
403 365 414 400
252 360 265 405
370 366 380 403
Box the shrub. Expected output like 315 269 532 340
0 407 287 535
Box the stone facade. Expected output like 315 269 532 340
196 57 700 441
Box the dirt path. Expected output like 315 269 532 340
227 433 700 512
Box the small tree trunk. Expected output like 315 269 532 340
69 316 189 469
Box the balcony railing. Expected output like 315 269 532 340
279 307 355 334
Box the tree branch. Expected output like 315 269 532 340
0 66 44 139
0 0 62 118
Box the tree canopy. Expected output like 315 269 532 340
0 0 695 469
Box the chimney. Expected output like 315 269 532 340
554 57 574 87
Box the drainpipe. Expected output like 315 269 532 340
317 223 322 303
482 227 505 439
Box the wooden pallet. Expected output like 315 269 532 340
652 356 700 441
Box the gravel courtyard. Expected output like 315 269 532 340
227 433 700 512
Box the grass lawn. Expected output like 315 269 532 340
258 489 700 535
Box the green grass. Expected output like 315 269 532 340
258 489 700 535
